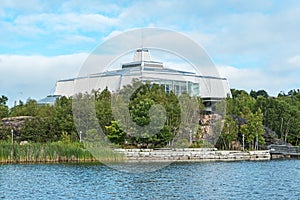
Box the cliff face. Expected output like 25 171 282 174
198 114 224 145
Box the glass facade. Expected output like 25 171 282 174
147 79 200 96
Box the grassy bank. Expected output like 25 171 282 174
0 141 123 163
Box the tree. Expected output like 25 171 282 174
20 117 59 142
240 108 265 149
0 95 8 105
0 95 9 119
227 90 256 116
105 121 126 145
250 90 269 99
0 105 9 119
10 99 39 117
106 82 181 148
127 83 178 147
95 88 113 134
230 89 248 99
53 96 76 137
217 115 238 150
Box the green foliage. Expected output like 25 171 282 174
20 117 60 142
217 115 239 150
240 108 265 149
126 83 181 148
219 88 300 149
0 95 9 119
105 121 126 145
0 125 11 141
250 90 269 99
60 131 71 144
10 99 39 117
95 88 113 134
0 105 9 119
255 93 300 145
72 93 99 136
0 141 95 163
85 129 102 143
53 96 76 136
0 95 8 105
6 96 76 143
2 86 300 149
190 140 214 148
217 89 268 150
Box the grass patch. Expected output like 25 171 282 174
0 141 102 163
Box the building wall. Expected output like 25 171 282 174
54 72 231 99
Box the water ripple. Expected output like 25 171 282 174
0 160 299 199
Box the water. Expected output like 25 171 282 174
0 160 299 199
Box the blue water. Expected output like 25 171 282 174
0 160 299 199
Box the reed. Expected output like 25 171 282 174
0 141 124 163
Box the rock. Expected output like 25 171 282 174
2 116 33 130
20 141 29 145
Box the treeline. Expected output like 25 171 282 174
218 89 300 149
0 87 300 149
0 95 76 143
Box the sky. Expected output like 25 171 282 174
1 0 300 106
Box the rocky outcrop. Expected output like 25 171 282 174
1 116 33 131
198 114 223 144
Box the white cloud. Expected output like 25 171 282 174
0 0 300 102
60 0 121 14
0 53 88 106
58 35 96 45
14 13 118 33
101 30 124 41
287 55 300 68
0 0 43 12
217 65 299 96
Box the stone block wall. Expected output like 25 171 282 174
114 148 271 162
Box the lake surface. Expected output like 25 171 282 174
0 160 299 199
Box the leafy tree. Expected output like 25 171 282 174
217 115 238 150
0 105 9 119
10 99 39 117
105 121 126 145
20 117 59 142
230 89 248 98
53 96 76 137
227 91 256 115
104 82 181 148
127 83 178 147
0 95 8 105
0 95 9 119
250 90 269 99
95 88 113 134
73 93 99 138
240 108 265 149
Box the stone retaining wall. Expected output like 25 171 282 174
114 148 270 162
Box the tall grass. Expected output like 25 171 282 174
0 141 102 163
84 142 125 162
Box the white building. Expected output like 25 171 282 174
52 49 231 111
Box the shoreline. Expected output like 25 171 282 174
0 148 272 164
115 148 271 162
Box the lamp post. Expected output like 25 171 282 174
242 134 245 151
11 129 14 144
79 131 82 142
255 122 258 150
256 133 258 150
189 130 193 145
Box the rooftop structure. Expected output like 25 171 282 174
38 95 61 105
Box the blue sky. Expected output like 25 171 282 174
1 0 300 106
